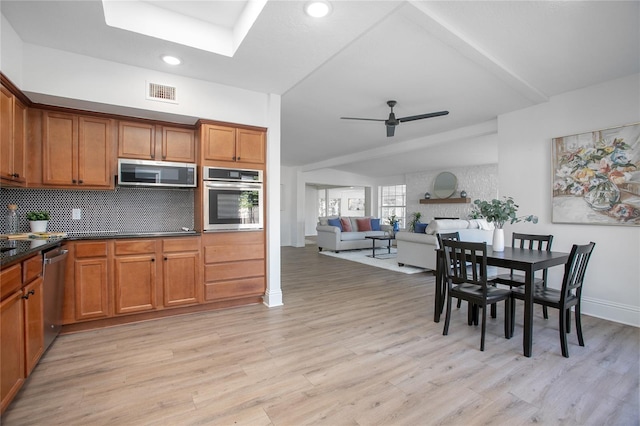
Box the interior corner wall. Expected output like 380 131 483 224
498 73 640 327
1 14 24 86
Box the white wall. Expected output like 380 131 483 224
499 73 640 326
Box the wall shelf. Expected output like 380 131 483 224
420 198 470 204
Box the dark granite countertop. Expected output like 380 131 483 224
1 231 200 267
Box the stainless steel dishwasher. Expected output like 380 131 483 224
42 246 68 352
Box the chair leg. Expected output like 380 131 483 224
473 304 479 326
480 304 487 351
566 308 571 333
443 292 453 336
575 303 585 347
543 306 549 320
559 305 569 358
491 303 497 319
510 297 516 337
457 298 462 309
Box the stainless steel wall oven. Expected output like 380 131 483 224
202 167 263 231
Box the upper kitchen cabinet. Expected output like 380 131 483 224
40 111 115 189
199 122 266 168
0 84 27 187
118 121 195 163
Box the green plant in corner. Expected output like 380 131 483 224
471 197 537 229
26 211 50 221
408 211 422 232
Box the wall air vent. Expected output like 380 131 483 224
146 82 178 104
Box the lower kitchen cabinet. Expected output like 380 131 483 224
162 237 200 307
202 231 266 301
73 241 110 321
0 253 45 414
113 239 157 315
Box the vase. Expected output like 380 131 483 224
393 222 399 232
584 180 620 211
492 228 504 252
29 220 48 233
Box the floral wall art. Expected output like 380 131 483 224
552 123 640 225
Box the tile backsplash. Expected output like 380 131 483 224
0 187 194 234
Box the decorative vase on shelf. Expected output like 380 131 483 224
492 227 505 252
29 220 48 233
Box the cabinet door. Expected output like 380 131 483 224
75 258 110 320
118 121 155 160
12 99 26 184
114 255 156 314
78 116 113 188
1 290 24 414
201 124 236 162
236 128 265 165
161 127 195 162
23 277 44 376
0 86 12 180
163 252 199 307
42 112 77 186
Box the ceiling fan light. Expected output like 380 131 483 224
161 55 181 65
305 1 331 18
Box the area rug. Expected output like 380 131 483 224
319 247 428 275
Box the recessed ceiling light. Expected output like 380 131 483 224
305 1 331 18
161 55 181 65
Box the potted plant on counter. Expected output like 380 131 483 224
471 197 537 251
27 210 50 233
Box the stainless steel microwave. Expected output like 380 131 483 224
118 159 197 188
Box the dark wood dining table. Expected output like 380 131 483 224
434 246 570 357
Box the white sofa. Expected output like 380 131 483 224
396 219 494 270
316 216 392 252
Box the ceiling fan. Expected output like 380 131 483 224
341 100 449 137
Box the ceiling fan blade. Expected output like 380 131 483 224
398 110 449 123
386 124 396 137
340 117 386 122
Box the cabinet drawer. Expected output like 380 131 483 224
0 264 21 300
75 241 108 258
163 237 199 253
204 244 264 263
204 277 265 301
22 255 42 284
205 260 264 282
114 240 157 255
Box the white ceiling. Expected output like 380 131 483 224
2 1 638 178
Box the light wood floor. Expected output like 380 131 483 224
3 244 639 425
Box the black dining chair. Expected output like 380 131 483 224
510 242 595 358
436 232 461 312
441 240 512 351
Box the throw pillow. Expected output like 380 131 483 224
340 217 352 232
356 218 372 231
414 222 428 233
370 218 381 231
327 218 342 230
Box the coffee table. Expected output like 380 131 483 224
365 235 394 258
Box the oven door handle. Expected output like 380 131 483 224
204 182 263 190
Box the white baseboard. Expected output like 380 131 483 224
581 296 640 327
263 289 283 307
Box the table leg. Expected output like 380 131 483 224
523 267 534 357
371 238 376 258
387 239 391 254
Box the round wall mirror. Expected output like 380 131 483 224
433 172 457 198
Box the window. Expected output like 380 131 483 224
380 184 406 227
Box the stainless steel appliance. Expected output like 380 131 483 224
42 246 68 352
118 159 197 187
203 167 263 231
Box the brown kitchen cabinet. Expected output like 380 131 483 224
41 111 114 189
1 83 27 186
113 239 158 315
0 253 44 414
199 123 266 166
162 237 201 307
72 241 111 321
202 231 266 302
118 121 196 163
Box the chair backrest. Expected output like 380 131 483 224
436 231 460 249
561 242 596 301
441 239 488 287
512 233 553 251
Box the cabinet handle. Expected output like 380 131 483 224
72 179 77 184
11 173 20 178
232 156 236 161
237 157 241 161
22 289 35 299
164 257 167 261
78 180 83 184
151 258 155 262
